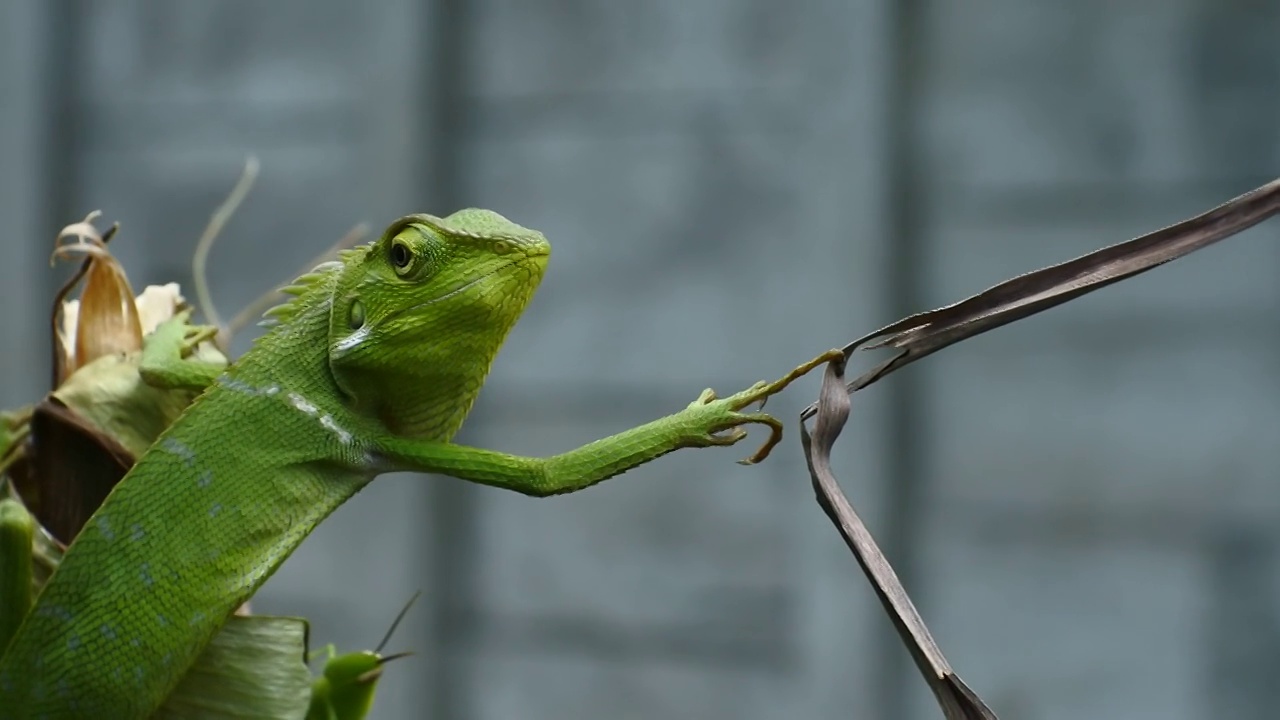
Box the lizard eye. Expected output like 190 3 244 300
492 239 511 255
390 241 413 273
348 299 365 330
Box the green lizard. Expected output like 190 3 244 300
0 209 836 718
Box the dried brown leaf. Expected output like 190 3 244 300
797 176 1280 719
50 214 142 378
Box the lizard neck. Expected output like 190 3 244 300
231 266 503 444
340 301 520 443
230 289 345 410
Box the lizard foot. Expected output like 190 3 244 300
147 308 217 358
686 348 846 465
180 323 218 357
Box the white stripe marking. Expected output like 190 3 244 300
334 326 369 353
320 415 354 445
287 392 317 415
286 391 354 445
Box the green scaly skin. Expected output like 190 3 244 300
0 209 835 718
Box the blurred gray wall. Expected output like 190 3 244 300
2 1 1279 718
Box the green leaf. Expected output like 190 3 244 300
154 615 313 720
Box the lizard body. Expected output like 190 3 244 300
0 210 832 717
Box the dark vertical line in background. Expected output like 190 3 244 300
1202 528 1279 720
423 0 477 717
39 0 84 384
877 0 929 717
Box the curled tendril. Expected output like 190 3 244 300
49 210 110 267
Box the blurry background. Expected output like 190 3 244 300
2 1 1279 718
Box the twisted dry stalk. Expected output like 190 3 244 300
795 177 1280 718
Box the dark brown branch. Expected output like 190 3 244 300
798 176 1280 718
801 358 996 719
803 176 1280 420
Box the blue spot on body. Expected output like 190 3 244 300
161 437 196 466
198 469 213 488
218 377 254 393
140 562 154 586
131 636 142 647
189 611 206 626
95 514 115 541
35 605 73 622
162 652 173 666
156 613 168 627
134 666 144 684
113 667 122 682
67 634 81 651
100 624 117 640
209 502 223 517
56 678 69 698
130 523 145 541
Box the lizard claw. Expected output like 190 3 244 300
689 349 846 464
733 412 784 464
706 427 748 446
688 388 718 409
162 308 217 356
181 324 218 356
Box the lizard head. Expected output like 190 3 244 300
328 209 550 439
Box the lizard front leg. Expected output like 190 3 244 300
372 350 844 496
137 309 228 392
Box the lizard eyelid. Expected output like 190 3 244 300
390 241 412 272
